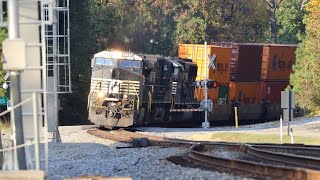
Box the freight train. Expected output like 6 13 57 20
88 42 299 128
179 43 298 124
87 50 202 128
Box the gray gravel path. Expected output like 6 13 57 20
44 126 244 180
135 116 320 139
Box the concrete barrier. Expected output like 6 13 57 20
0 170 46 180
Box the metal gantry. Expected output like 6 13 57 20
44 0 71 93
43 0 71 139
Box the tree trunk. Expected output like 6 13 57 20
265 0 277 43
270 8 277 43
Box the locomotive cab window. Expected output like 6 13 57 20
119 60 142 72
95 57 116 66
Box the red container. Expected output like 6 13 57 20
232 44 263 82
212 42 263 82
260 81 289 104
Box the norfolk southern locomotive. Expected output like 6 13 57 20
87 50 201 128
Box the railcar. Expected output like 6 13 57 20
179 43 301 125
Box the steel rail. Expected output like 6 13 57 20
248 143 320 149
88 129 320 149
244 145 320 170
88 128 320 179
249 144 320 157
187 144 320 180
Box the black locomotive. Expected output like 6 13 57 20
87 51 201 128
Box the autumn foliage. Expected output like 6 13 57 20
291 0 320 113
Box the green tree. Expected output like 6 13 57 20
276 0 306 44
0 28 7 97
0 28 8 120
290 0 320 113
174 0 270 48
59 0 98 125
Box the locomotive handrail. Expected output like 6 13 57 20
171 95 175 109
88 81 140 113
148 91 152 112
128 84 140 113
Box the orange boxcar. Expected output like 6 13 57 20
229 82 261 104
261 45 297 81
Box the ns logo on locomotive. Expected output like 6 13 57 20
87 50 202 128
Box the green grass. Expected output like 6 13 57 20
190 132 320 145
308 110 320 117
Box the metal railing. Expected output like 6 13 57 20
0 92 46 171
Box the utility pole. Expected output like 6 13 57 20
6 0 27 169
202 42 210 128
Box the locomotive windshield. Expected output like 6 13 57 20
94 58 141 70
95 57 116 66
119 60 141 68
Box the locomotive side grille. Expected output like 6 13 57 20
119 82 140 95
90 78 140 96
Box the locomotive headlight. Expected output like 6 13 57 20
98 91 105 98
123 94 128 99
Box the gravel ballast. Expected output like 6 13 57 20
1 116 319 179
46 126 242 180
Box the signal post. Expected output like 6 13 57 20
201 42 217 128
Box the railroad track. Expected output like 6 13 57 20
87 128 320 179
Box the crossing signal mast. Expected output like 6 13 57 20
200 42 218 128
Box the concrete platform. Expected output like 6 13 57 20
0 170 46 180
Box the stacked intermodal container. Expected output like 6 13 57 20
179 45 232 104
178 43 297 106
259 44 296 105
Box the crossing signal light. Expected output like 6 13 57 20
207 80 218 88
